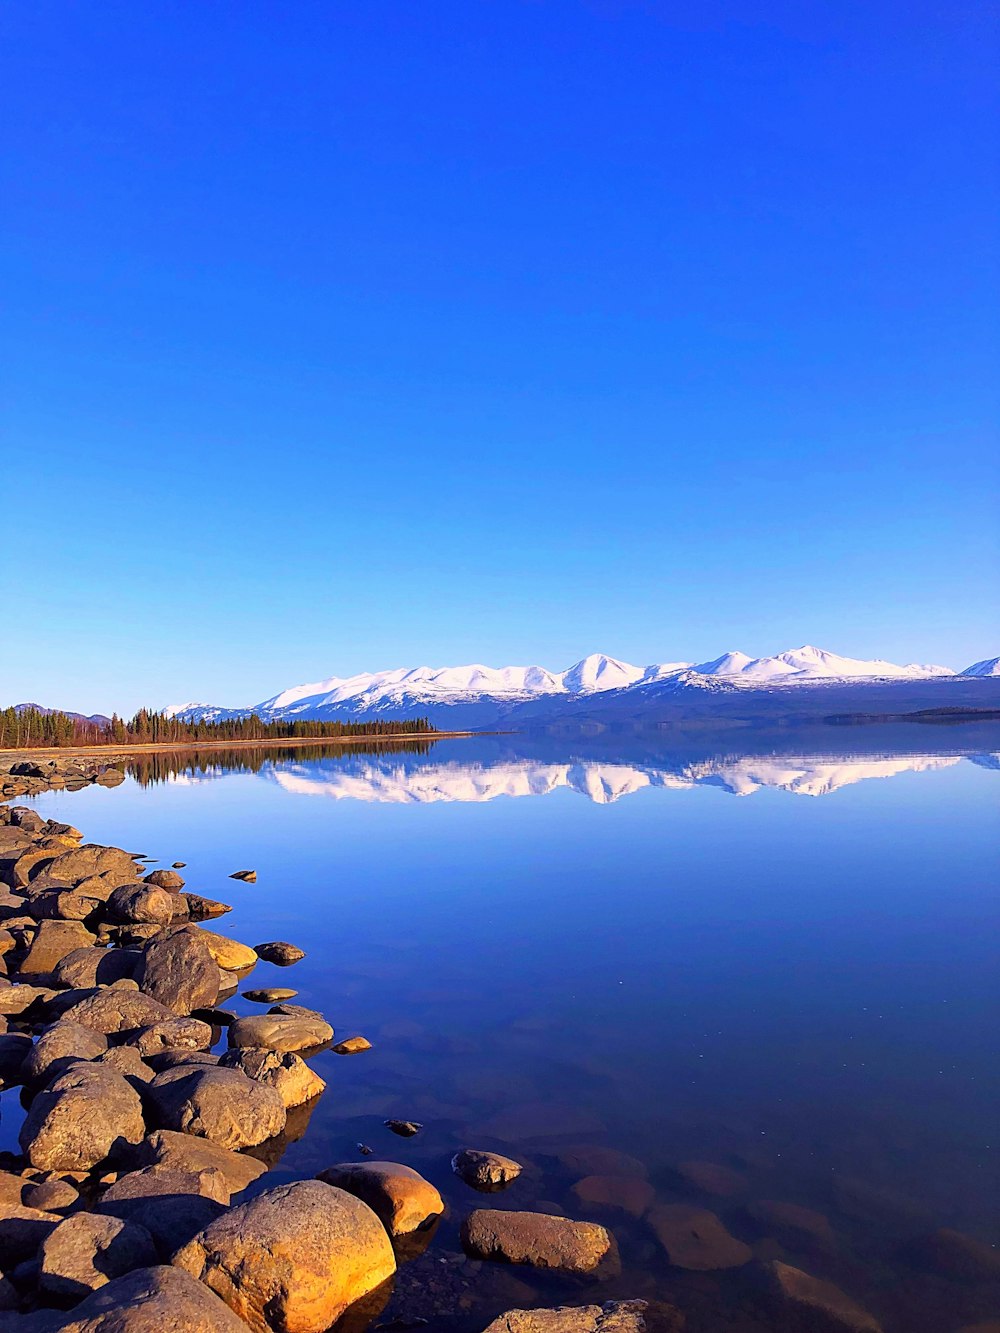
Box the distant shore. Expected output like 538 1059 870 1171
0 730 475 763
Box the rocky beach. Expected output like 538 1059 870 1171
1 753 996 1333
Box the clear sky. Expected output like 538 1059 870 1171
2 1 997 713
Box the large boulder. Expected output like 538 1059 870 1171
172 1180 396 1333
0 1199 61 1264
227 1012 332 1054
43 846 139 886
53 946 140 990
145 1065 286 1149
97 1165 230 1256
219 1047 325 1109
144 870 184 890
127 1016 214 1059
128 1129 268 1195
26 1264 250 1332
19 920 97 977
452 1148 523 1191
571 1175 655 1218
647 1204 751 1270
481 1302 649 1333
106 884 173 926
756 1260 883 1332
316 1162 444 1236
21 1020 108 1087
60 988 177 1037
39 1211 159 1300
132 929 219 1015
461 1210 619 1277
19 1063 146 1170
181 926 258 973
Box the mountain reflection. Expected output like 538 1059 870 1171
126 728 1000 803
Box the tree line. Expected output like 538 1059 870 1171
0 705 437 750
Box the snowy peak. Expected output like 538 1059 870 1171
961 656 1000 677
688 645 954 684
559 654 646 693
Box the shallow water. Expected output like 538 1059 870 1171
9 727 1000 1331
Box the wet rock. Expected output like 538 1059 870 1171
242 986 297 1003
461 1210 619 1277
571 1175 655 1218
647 1204 751 1270
53 946 140 990
385 1120 422 1137
128 1129 268 1195
180 894 231 920
676 1159 747 1197
229 869 256 882
748 1199 836 1251
219 1046 326 1109
228 1012 332 1053
145 1064 286 1149
127 1016 214 1059
23 1178 80 1211
20 920 97 977
316 1161 444 1237
39 1210 159 1299
0 1200 61 1264
31 1263 250 1332
97 1165 230 1255
756 1259 882 1332
481 1300 649 1332
172 1179 397 1333
333 1035 372 1055
253 940 305 965
106 884 173 926
143 869 184 890
181 926 257 973
19 1064 146 1170
452 1149 523 1191
60 987 177 1037
133 929 219 1015
22 1020 108 1087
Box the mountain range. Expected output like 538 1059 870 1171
165 646 1000 731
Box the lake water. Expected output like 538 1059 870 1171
10 727 1000 1332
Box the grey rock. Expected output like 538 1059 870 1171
39 1211 159 1299
19 1064 146 1171
145 1064 286 1150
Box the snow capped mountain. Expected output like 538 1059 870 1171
961 656 1000 677
164 645 996 729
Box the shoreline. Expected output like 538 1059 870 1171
0 730 476 763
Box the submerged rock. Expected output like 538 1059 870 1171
756 1259 883 1332
243 986 298 1003
571 1175 655 1218
461 1209 619 1277
452 1148 523 1191
316 1161 444 1236
481 1301 649 1332
646 1204 751 1270
172 1179 397 1333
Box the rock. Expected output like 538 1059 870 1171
172 863 186 869
268 1002 324 1020
128 1129 267 1195
647 1204 751 1270
106 884 173 926
127 1016 214 1059
145 1050 220 1073
60 988 177 1036
172 1179 396 1333
22 1020 108 1086
29 888 103 921
461 1210 619 1276
676 1159 747 1197
219 1047 325 1109
227 1013 332 1053
481 1300 649 1332
0 983 50 1017
145 1064 286 1150
0 1200 61 1264
19 1064 146 1170
909 1228 1000 1281
133 930 219 1015
143 869 184 890
242 987 297 1003
316 1161 444 1236
97 1165 230 1256
757 1260 882 1332
182 926 257 973
452 1149 523 1191
23 1178 80 1211
553 1147 648 1179
97 1046 155 1084
31 1264 250 1332
748 1199 836 1251
384 1119 422 1137
253 941 304 965
180 894 231 920
19 920 97 977
333 1035 371 1054
53 946 140 989
229 869 256 882
39 1211 159 1299
571 1175 655 1218
44 846 138 885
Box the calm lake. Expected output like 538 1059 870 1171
10 727 1000 1332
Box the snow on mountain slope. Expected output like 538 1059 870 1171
961 656 1000 677
164 645 993 726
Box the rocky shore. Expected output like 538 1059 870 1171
1 755 991 1333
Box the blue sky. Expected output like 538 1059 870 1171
2 1 997 712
